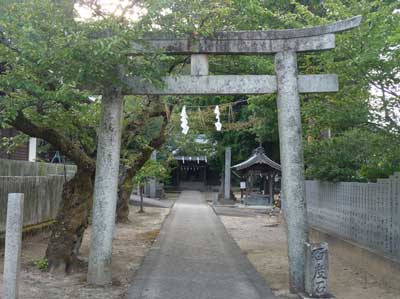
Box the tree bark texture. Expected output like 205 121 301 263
116 133 165 222
45 168 94 272
116 100 170 223
139 185 144 213
10 112 96 272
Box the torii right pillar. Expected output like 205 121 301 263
275 50 308 292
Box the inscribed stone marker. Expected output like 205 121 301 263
304 242 330 298
3 193 24 299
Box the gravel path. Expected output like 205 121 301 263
0 207 170 299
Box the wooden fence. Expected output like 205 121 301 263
0 159 77 235
0 176 66 234
0 158 76 177
306 173 400 262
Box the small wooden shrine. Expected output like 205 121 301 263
232 147 281 205
170 156 208 190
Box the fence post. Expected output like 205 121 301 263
3 193 24 299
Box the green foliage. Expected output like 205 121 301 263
300 0 400 181
305 128 400 182
34 258 49 271
133 159 169 186
0 0 173 160
0 133 27 155
229 0 399 182
120 96 167 168
2 0 398 185
141 0 235 36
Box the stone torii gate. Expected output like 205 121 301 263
87 16 361 293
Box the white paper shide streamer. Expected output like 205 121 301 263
214 105 222 131
180 105 189 134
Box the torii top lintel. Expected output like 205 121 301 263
126 16 361 95
133 16 361 55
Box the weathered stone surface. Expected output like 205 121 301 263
213 192 219 205
209 16 361 40
275 51 308 293
132 34 335 54
125 74 338 95
224 147 231 200
3 193 24 299
149 151 157 199
304 242 329 298
245 194 272 206
88 92 124 285
191 54 209 76
131 16 361 55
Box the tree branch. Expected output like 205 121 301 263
0 26 20 54
9 111 95 171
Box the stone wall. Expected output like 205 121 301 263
0 159 77 235
306 173 400 263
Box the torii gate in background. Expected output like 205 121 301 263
87 16 362 293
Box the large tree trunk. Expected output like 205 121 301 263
116 101 170 223
10 112 96 272
116 152 152 223
45 167 94 272
116 175 133 223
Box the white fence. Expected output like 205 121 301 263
306 173 400 262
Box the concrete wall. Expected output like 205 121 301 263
0 159 77 235
306 172 400 263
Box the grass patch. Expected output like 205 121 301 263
34 258 49 271
137 229 160 243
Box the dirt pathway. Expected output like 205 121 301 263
0 206 170 299
219 213 400 299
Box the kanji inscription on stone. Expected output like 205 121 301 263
305 242 329 298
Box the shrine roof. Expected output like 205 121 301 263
232 147 281 171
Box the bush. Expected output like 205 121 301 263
35 258 49 271
305 128 400 182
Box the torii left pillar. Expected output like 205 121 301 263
88 90 124 285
